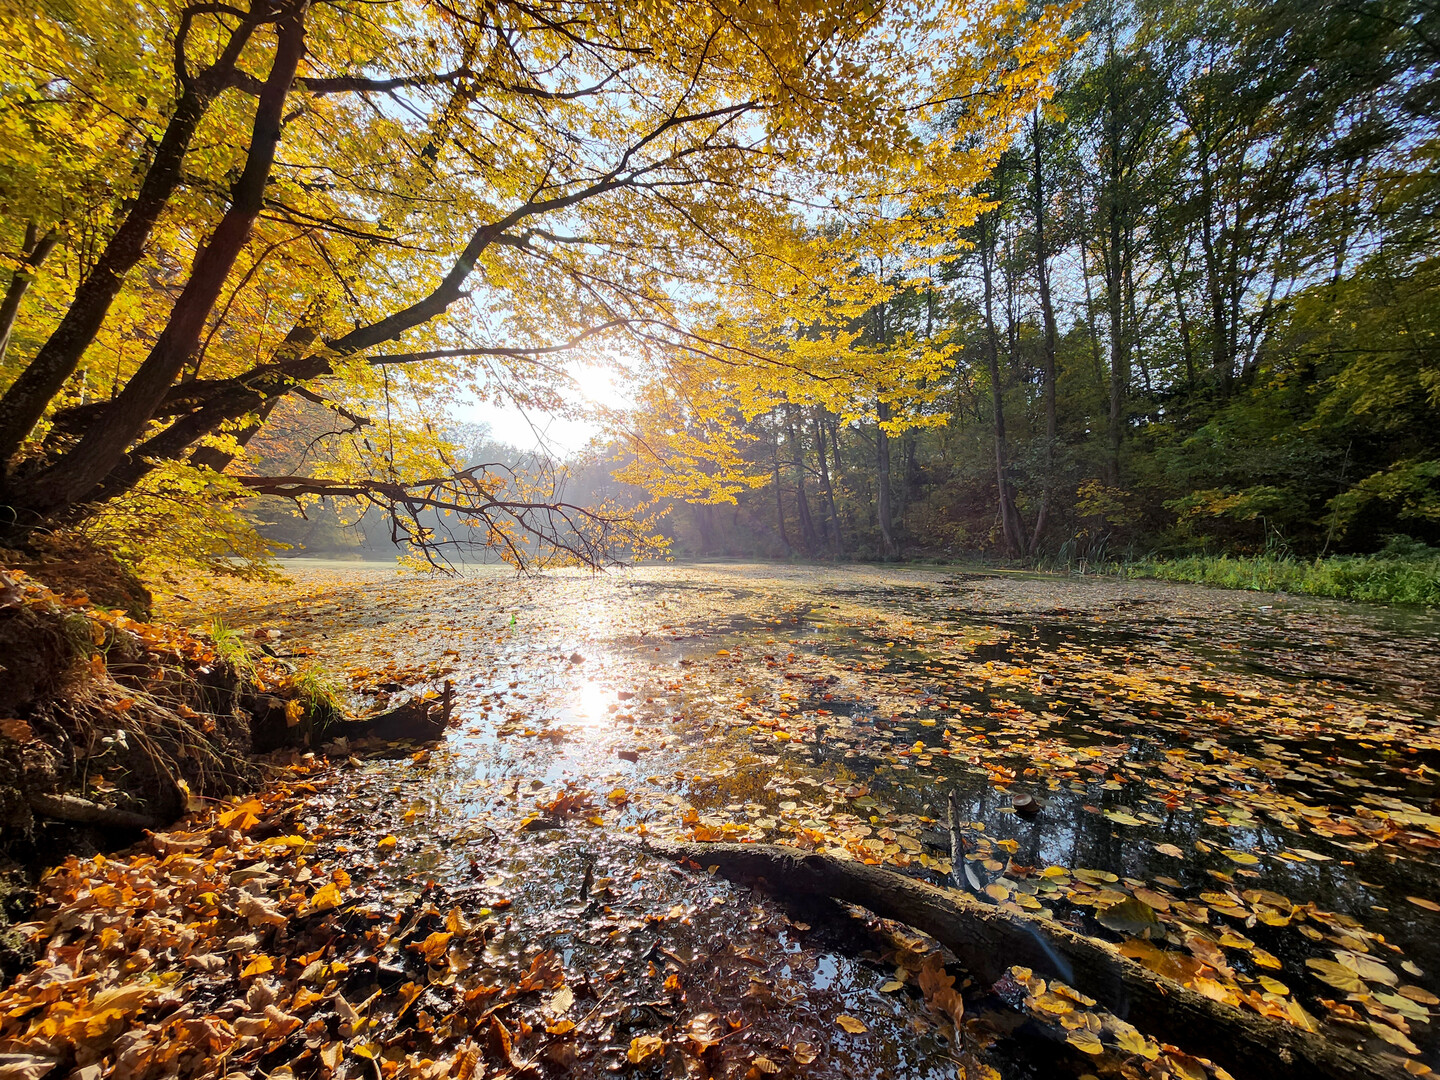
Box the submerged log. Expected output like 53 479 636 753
251 681 454 751
646 840 1404 1080
344 680 453 743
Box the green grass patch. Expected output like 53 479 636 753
285 665 347 735
208 619 260 682
1129 547 1440 606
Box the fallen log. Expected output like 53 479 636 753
645 840 1405 1080
29 792 162 831
250 681 454 751
346 680 452 742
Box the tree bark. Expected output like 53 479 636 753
648 840 1405 1080
18 2 309 515
979 212 1023 556
0 5 262 468
812 409 842 555
785 404 818 553
1028 110 1058 557
29 792 162 831
0 223 60 367
875 400 898 558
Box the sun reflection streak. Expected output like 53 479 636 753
562 664 617 733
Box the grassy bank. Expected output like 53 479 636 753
1129 548 1440 606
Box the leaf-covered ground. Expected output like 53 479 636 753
4 562 1438 1080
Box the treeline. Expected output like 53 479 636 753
625 0 1440 563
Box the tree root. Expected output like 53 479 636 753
28 792 162 831
645 839 1405 1080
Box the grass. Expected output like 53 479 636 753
1127 546 1440 606
209 619 347 732
285 665 347 735
209 619 259 682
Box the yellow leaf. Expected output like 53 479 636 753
627 1035 664 1064
835 1015 867 1034
1066 1028 1103 1054
417 931 453 965
240 955 274 978
307 882 342 913
1305 958 1365 993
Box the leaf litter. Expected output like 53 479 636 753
4 561 1437 1080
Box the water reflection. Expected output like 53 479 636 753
216 561 1440 1075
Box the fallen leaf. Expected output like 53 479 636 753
1066 1028 1103 1054
627 1035 664 1064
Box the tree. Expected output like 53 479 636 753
0 0 1076 567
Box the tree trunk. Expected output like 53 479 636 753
1196 136 1232 396
980 213 1022 556
1028 110 1058 557
786 403 818 553
0 8 261 468
0 223 60 367
648 840 1405 1080
813 409 842 555
17 3 309 515
1164 250 1197 389
1079 239 1107 395
771 420 792 555
1101 54 1129 487
875 400 898 558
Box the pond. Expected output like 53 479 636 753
187 561 1440 1079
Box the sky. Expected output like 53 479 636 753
454 360 629 458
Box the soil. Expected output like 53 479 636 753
0 533 152 618
0 549 313 968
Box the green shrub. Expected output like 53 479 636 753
1130 546 1440 606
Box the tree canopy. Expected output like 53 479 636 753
0 0 1074 569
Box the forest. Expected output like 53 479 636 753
1 3 1439 1080
598 0 1440 585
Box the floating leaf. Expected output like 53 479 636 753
835 1015 868 1034
1368 1021 1420 1055
1305 958 1365 993
1096 896 1160 937
1335 950 1397 986
627 1035 664 1064
1065 1028 1103 1054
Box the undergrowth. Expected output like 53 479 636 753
1127 541 1440 606
209 619 347 733
286 665 346 735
